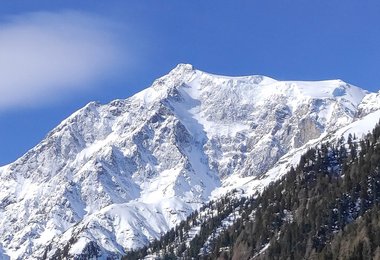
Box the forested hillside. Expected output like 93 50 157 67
126 120 380 259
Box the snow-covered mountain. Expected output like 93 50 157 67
0 64 379 259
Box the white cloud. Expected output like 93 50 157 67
0 11 128 110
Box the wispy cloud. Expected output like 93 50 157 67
0 11 128 110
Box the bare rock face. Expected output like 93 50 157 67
0 64 372 259
294 116 322 148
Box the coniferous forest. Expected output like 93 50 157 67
125 120 380 259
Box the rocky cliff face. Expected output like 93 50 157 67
0 64 376 259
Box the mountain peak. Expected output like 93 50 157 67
0 65 377 259
168 63 195 76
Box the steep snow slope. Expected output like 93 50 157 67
0 64 376 258
358 90 380 116
211 108 380 199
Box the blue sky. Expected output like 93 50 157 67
0 1 380 165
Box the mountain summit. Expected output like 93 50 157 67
0 64 378 259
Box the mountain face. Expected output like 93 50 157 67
0 64 378 259
133 121 380 260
